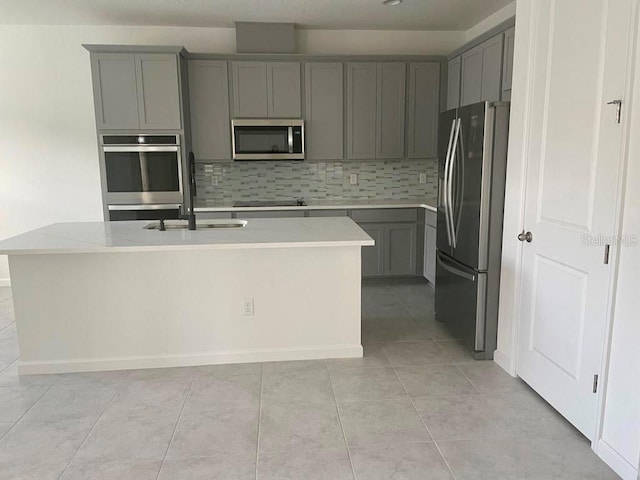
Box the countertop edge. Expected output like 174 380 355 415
194 202 437 213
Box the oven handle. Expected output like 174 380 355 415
108 204 182 211
103 146 179 153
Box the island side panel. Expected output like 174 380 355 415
9 246 362 374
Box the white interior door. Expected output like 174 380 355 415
516 0 634 440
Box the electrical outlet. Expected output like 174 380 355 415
350 173 358 185
211 175 219 186
242 298 254 316
419 173 427 184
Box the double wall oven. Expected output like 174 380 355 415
101 134 183 221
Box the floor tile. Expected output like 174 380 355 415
0 417 94 466
361 304 413 323
326 344 391 371
22 383 117 422
105 377 191 419
362 317 432 344
438 435 619 480
458 362 525 394
422 319 461 341
0 422 13 438
56 370 129 386
0 288 12 303
412 395 510 441
436 340 476 363
0 362 59 387
74 412 177 462
60 459 162 480
259 402 344 453
395 365 479 398
0 385 48 422
196 361 262 378
389 283 433 307
330 367 407 403
158 454 256 480
262 359 327 374
381 341 452 366
258 447 353 480
349 442 453 480
0 463 66 480
262 368 334 406
125 366 196 383
166 406 258 459
338 398 431 448
187 373 261 411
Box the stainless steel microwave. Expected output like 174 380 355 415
232 119 304 160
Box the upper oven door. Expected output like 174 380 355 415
232 119 304 160
103 145 183 204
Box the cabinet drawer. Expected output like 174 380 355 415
232 210 305 218
350 208 418 223
308 209 349 217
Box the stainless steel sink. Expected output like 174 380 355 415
144 220 247 230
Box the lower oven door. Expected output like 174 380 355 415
108 204 181 221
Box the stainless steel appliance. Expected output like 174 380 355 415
101 134 183 205
107 204 181 221
232 119 304 160
435 101 510 360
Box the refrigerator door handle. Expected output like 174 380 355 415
443 119 456 246
453 120 465 247
437 251 476 282
448 119 461 248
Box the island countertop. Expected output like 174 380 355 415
0 217 375 255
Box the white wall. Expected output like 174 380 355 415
0 24 467 285
465 1 516 41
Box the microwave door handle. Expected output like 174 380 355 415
443 119 456 247
139 152 150 192
288 127 294 154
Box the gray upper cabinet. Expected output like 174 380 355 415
91 54 140 130
135 54 182 130
347 63 377 159
407 62 440 158
347 62 406 160
446 56 461 110
304 63 344 160
502 27 515 101
267 63 301 117
232 61 301 118
460 33 504 107
187 60 231 160
376 63 406 159
90 52 182 131
232 61 268 117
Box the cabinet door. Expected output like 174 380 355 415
346 63 377 159
232 62 268 117
407 63 440 158
361 224 385 277
135 54 182 130
267 62 301 118
480 34 504 102
385 223 417 275
502 27 515 101
91 53 139 130
305 63 344 160
447 56 461 110
188 60 231 160
376 63 406 159
461 46 483 106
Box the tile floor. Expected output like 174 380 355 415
0 282 619 479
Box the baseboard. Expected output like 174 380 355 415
0 279 10 288
493 349 516 376
17 344 364 375
597 439 638 480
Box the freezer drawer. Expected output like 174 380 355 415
435 251 486 353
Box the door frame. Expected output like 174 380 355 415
496 0 640 450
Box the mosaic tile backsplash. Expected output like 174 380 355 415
195 158 438 205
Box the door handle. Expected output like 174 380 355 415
517 230 533 242
607 99 622 124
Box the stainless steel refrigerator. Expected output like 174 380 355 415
435 101 510 360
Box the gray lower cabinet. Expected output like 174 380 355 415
385 223 417 276
231 61 301 118
460 34 504 106
187 60 231 160
347 62 406 159
407 62 440 158
304 63 344 160
447 56 461 110
360 224 385 277
502 27 516 101
423 210 437 285
90 52 182 130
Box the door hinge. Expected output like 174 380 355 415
593 374 599 393
604 244 610 264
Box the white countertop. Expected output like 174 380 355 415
194 198 438 213
0 217 374 255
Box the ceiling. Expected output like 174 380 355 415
0 0 512 31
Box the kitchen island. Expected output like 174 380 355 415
0 217 373 374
